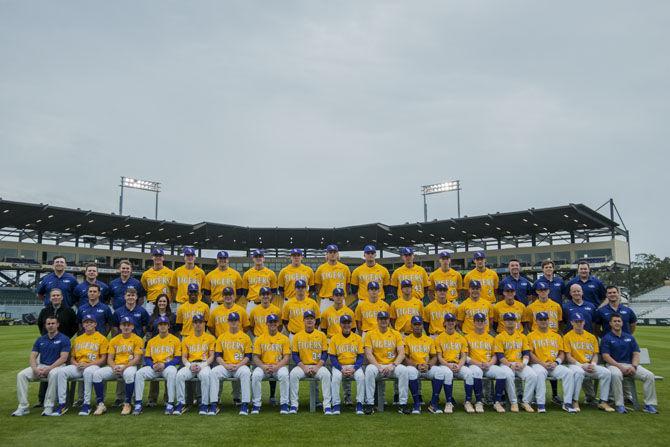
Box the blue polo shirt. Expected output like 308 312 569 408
600 331 639 364
533 274 565 304
73 280 110 307
109 277 145 309
595 303 637 336
31 332 71 365
112 305 150 337
37 272 78 307
499 275 533 305
77 301 113 334
565 276 606 306
562 300 597 333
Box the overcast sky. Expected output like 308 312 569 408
1 1 668 257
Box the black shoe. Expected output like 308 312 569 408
397 404 411 415
551 396 563 406
32 402 44 409
113 399 123 408
364 404 374 415
233 398 242 407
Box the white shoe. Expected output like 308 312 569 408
41 407 53 416
11 408 29 417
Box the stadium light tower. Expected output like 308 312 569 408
421 180 461 222
119 176 161 219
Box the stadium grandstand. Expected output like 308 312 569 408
630 281 670 325
0 198 630 319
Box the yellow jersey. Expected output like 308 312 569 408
242 267 278 304
428 268 463 302
314 262 351 299
208 304 250 337
493 300 526 333
391 265 430 300
363 328 404 365
181 332 216 363
292 329 328 365
389 297 424 334
108 333 143 365
423 300 458 335
527 330 564 363
404 333 436 364
354 299 390 333
465 332 495 363
249 304 281 337
215 331 252 364
523 299 562 333
435 331 468 363
141 266 174 303
145 334 182 364
494 331 529 362
350 263 390 301
463 268 499 302
563 330 599 363
175 301 210 336
320 305 356 338
253 332 290 365
169 265 206 303
203 267 243 304
280 298 320 334
456 298 495 334
277 264 315 299
328 332 363 366
71 331 108 363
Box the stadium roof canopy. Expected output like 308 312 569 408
0 199 627 254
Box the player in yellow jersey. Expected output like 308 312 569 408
523 281 562 333
203 251 243 311
140 247 174 313
315 244 351 313
169 247 206 305
363 311 410 415
390 247 430 301
527 312 576 413
329 315 365 415
404 316 446 414
465 313 510 413
55 313 108 416
242 249 278 314
493 283 526 333
463 251 499 303
249 288 282 336
278 248 315 302
133 316 182 415
429 251 463 302
435 313 474 413
457 280 495 334
423 283 458 336
563 313 614 412
355 281 390 334
494 313 537 413
251 314 291 414
92 316 143 415
390 280 424 335
175 314 216 416
289 310 331 414
210 312 253 415
350 245 391 303
208 287 250 337
281 281 320 338
175 284 210 337
320 288 356 337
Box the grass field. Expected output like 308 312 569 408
0 326 668 447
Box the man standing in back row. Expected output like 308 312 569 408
390 248 429 301
351 245 391 304
315 244 351 314
463 251 499 303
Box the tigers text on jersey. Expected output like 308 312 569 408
253 332 290 365
428 268 463 302
280 298 320 334
423 300 458 335
320 305 356 337
141 266 174 303
175 301 210 336
465 332 495 363
328 332 364 365
456 298 495 334
527 330 564 363
315 262 351 299
463 268 499 303
292 329 328 365
494 331 529 362
243 267 278 303
249 304 282 337
208 304 250 337
277 264 315 299
493 300 526 333
181 332 216 363
434 332 468 363
215 331 252 364
203 267 243 303
71 332 108 363
389 297 424 334
108 333 144 365
391 265 430 299
145 334 182 363
363 328 404 365
354 299 390 333
563 329 598 363
523 299 562 333
404 333 436 364
350 263 390 301
170 265 206 303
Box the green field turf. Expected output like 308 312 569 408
0 326 667 447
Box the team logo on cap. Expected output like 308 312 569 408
535 282 549 291
266 314 279 323
438 251 451 259
377 311 390 319
260 287 272 295
502 312 517 320
187 283 199 293
340 314 353 323
217 250 229 259
400 279 412 287
473 251 486 259
227 312 240 321
469 280 481 289
326 244 339 252
411 315 423 325
473 312 487 321
303 310 316 319
503 283 516 292
535 311 549 320
443 312 457 321
295 279 307 288
252 249 264 257
222 287 234 295
367 281 380 290
400 247 414 256
183 247 196 256
332 288 345 296
363 245 376 253
435 283 448 291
